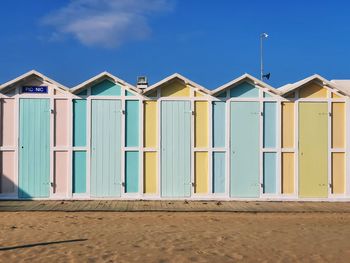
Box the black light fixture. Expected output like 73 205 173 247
262 73 271 80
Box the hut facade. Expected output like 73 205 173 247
0 70 349 200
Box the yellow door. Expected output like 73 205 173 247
299 102 328 198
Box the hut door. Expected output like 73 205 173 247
90 100 122 197
230 101 260 197
161 101 191 197
299 102 328 198
19 99 50 198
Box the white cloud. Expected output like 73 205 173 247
42 0 173 48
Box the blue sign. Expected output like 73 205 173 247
22 86 48 94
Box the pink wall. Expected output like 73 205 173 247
54 99 69 147
0 99 15 194
54 151 68 195
0 151 15 194
1 99 15 147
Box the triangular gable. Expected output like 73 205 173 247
0 70 69 94
142 73 211 97
71 71 140 96
212 73 281 98
280 74 349 98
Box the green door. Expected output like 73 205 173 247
91 100 122 197
19 99 50 198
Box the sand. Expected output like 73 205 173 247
0 212 350 263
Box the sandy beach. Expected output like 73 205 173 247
1 212 350 263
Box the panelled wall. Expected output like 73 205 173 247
72 79 141 198
287 83 348 198
0 78 71 199
284 82 347 198
143 79 211 197
214 82 281 198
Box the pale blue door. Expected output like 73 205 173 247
19 99 50 198
91 100 122 197
161 101 191 197
230 102 260 197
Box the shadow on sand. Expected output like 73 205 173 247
0 238 88 251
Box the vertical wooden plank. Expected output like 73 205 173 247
73 151 86 193
91 80 121 96
53 151 68 195
299 83 327 98
91 100 121 197
73 100 86 147
125 100 139 147
230 82 259 98
282 153 294 194
212 101 225 148
194 101 208 148
230 102 260 197
0 151 15 193
263 152 277 193
144 152 157 194
212 152 225 193
332 102 345 148
263 102 276 148
125 151 139 193
282 102 294 148
194 152 208 194
299 102 328 198
144 101 157 148
54 99 69 147
161 101 191 197
0 99 15 147
332 152 345 194
161 81 190 97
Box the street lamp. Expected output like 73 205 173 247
260 32 269 81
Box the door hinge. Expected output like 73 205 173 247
329 112 332 117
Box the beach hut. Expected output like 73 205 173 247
0 70 72 199
70 72 142 198
142 74 212 198
211 74 282 199
280 75 350 199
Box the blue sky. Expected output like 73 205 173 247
0 0 349 89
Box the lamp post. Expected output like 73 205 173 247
260 32 269 81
